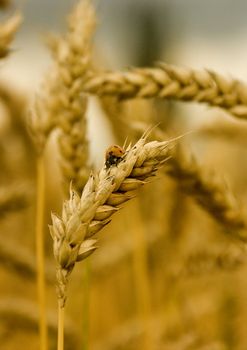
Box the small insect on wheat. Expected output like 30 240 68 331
105 145 125 168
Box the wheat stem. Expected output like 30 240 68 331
84 63 247 120
36 155 48 350
81 260 90 350
57 305 65 350
130 202 153 350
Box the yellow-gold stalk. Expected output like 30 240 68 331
36 155 48 350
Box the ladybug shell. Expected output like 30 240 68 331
105 145 125 168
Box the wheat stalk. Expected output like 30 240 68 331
49 132 176 309
28 102 50 350
83 63 247 120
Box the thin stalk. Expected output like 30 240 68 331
36 155 48 350
129 201 154 350
82 260 90 350
58 305 65 350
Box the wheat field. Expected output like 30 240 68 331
1 0 247 349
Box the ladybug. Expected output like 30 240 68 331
105 145 125 168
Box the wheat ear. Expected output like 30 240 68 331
45 0 96 194
83 63 247 120
50 132 176 309
0 13 22 58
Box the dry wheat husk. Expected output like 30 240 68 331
83 63 247 120
50 132 176 307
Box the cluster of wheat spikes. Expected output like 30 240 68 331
2 0 247 349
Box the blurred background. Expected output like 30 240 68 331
4 0 247 85
1 0 247 349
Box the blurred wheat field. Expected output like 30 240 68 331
2 0 247 350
